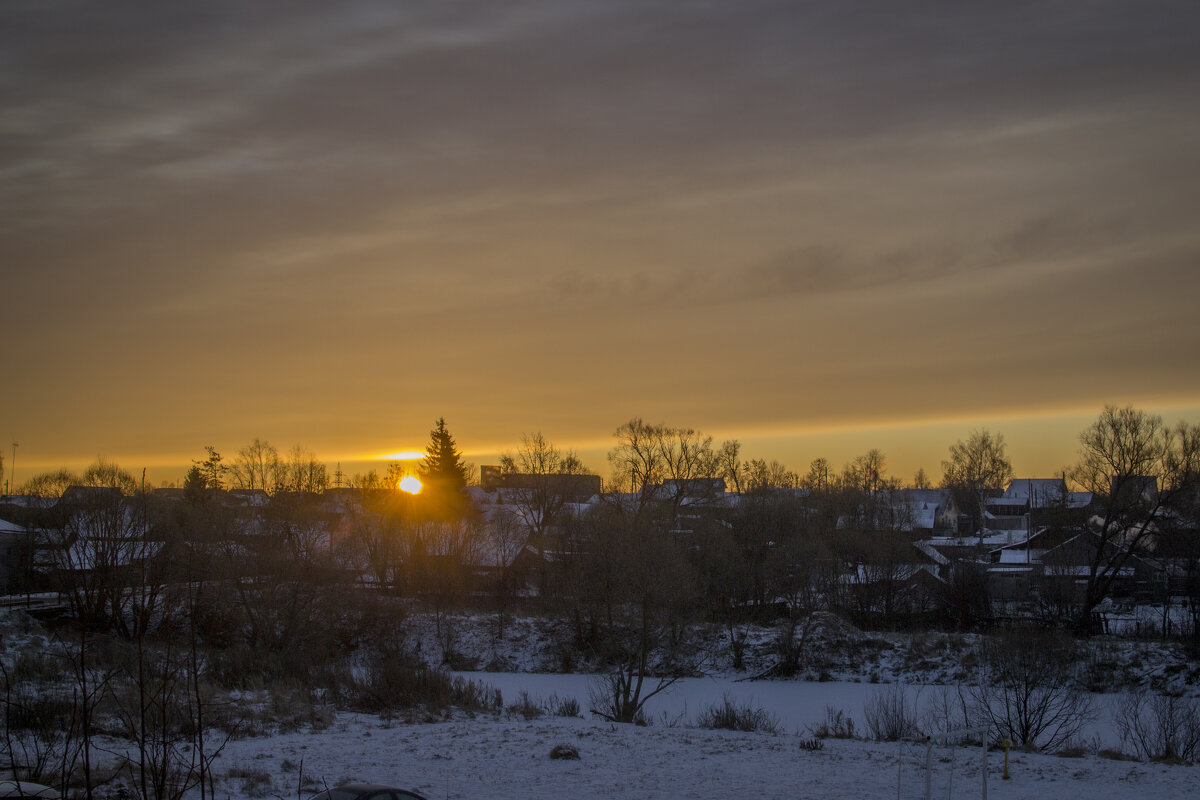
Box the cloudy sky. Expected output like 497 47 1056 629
3 0 1200 485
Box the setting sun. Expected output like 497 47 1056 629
398 475 422 494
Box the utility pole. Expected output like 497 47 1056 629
7 440 16 496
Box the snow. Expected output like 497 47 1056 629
208 705 1200 800
6 609 1200 799
203 665 1200 799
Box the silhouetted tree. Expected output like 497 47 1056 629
941 429 1014 535
229 437 282 493
912 468 932 490
193 446 227 491
419 418 469 506
843 449 890 494
280 444 327 494
607 418 726 518
499 432 591 542
1069 406 1200 633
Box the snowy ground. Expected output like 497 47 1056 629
211 711 1200 800
412 611 1200 695
452 672 1128 748
6 609 1200 798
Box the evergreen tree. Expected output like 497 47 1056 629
419 417 468 491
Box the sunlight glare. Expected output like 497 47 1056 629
399 475 423 494
379 450 424 461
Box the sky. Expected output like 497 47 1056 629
3 1 1200 488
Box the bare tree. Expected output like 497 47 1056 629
229 438 281 493
607 418 726 518
583 507 694 723
843 449 890 495
47 462 160 640
969 630 1095 752
941 429 1015 536
280 444 328 494
1069 406 1200 633
1114 690 1200 763
19 469 79 504
343 490 406 591
743 458 799 491
911 468 932 490
803 457 833 492
499 433 592 544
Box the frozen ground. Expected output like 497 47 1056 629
6 609 1200 798
210 711 1200 800
452 672 1128 748
411 611 1200 695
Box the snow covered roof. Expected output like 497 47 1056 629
997 548 1044 564
912 540 950 566
0 518 26 535
997 479 1091 509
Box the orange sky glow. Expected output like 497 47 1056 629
3 3 1199 491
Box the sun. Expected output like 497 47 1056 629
398 475 423 494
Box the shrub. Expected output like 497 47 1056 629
696 695 782 735
969 629 1095 752
506 690 544 720
864 683 921 741
349 657 499 714
1114 690 1200 763
808 706 856 739
547 693 581 718
922 685 973 736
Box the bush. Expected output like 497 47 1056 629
808 706 856 739
1114 690 1200 763
696 695 782 735
864 683 921 741
349 657 500 714
547 693 581 718
506 690 544 720
922 685 973 736
969 630 1095 752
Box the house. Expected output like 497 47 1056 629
892 489 960 534
984 478 1093 541
0 518 31 594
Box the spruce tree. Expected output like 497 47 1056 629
419 417 468 491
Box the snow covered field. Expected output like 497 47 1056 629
211 708 1200 800
6 610 1199 798
205 671 1200 799
452 672 1128 748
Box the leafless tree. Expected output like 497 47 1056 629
280 444 328 494
912 468 932 490
229 438 282 493
941 429 1014 536
1069 406 1200 633
607 418 727 518
969 630 1095 751
1114 690 1200 763
843 449 890 495
487 505 528 639
743 458 799 491
498 432 592 555
583 508 693 723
